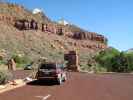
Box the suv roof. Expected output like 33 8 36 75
39 63 56 69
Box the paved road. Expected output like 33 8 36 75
0 72 133 100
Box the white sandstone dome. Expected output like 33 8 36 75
58 19 69 25
32 8 42 14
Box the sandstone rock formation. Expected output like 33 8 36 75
0 14 15 25
64 51 80 71
73 32 107 44
0 2 108 46
0 2 108 58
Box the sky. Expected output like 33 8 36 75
7 0 133 51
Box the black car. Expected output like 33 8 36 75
36 62 67 85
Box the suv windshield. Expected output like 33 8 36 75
40 63 56 69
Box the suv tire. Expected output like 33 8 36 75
57 77 62 85
62 75 67 82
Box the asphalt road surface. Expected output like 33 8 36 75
0 72 133 100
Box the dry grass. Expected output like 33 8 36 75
0 64 8 71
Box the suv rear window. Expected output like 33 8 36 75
40 64 56 69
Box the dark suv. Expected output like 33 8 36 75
36 62 67 85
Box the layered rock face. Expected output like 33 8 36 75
14 19 38 30
13 19 107 44
0 2 108 54
73 32 107 44
0 14 15 25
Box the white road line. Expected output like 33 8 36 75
35 94 51 100
42 94 51 100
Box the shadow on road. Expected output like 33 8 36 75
27 80 58 86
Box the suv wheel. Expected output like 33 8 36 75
64 76 67 81
57 77 62 85
62 75 67 82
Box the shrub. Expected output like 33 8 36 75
80 62 90 71
93 63 107 73
12 54 32 68
0 60 6 65
95 48 133 73
0 70 13 85
125 52 133 71
95 47 120 72
111 52 129 72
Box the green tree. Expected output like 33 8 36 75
111 52 128 72
12 54 32 68
95 47 120 71
95 48 133 72
125 52 133 71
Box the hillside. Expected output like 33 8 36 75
0 2 108 68
0 2 50 23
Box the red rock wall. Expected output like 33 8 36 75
73 32 107 44
0 14 16 24
0 14 107 49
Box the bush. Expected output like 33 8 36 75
80 62 90 71
95 47 120 72
111 52 129 72
0 70 13 85
12 54 32 68
125 52 133 71
0 60 6 65
12 55 30 64
93 63 107 73
95 48 133 73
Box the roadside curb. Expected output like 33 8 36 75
79 71 133 74
0 77 34 94
0 80 26 94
